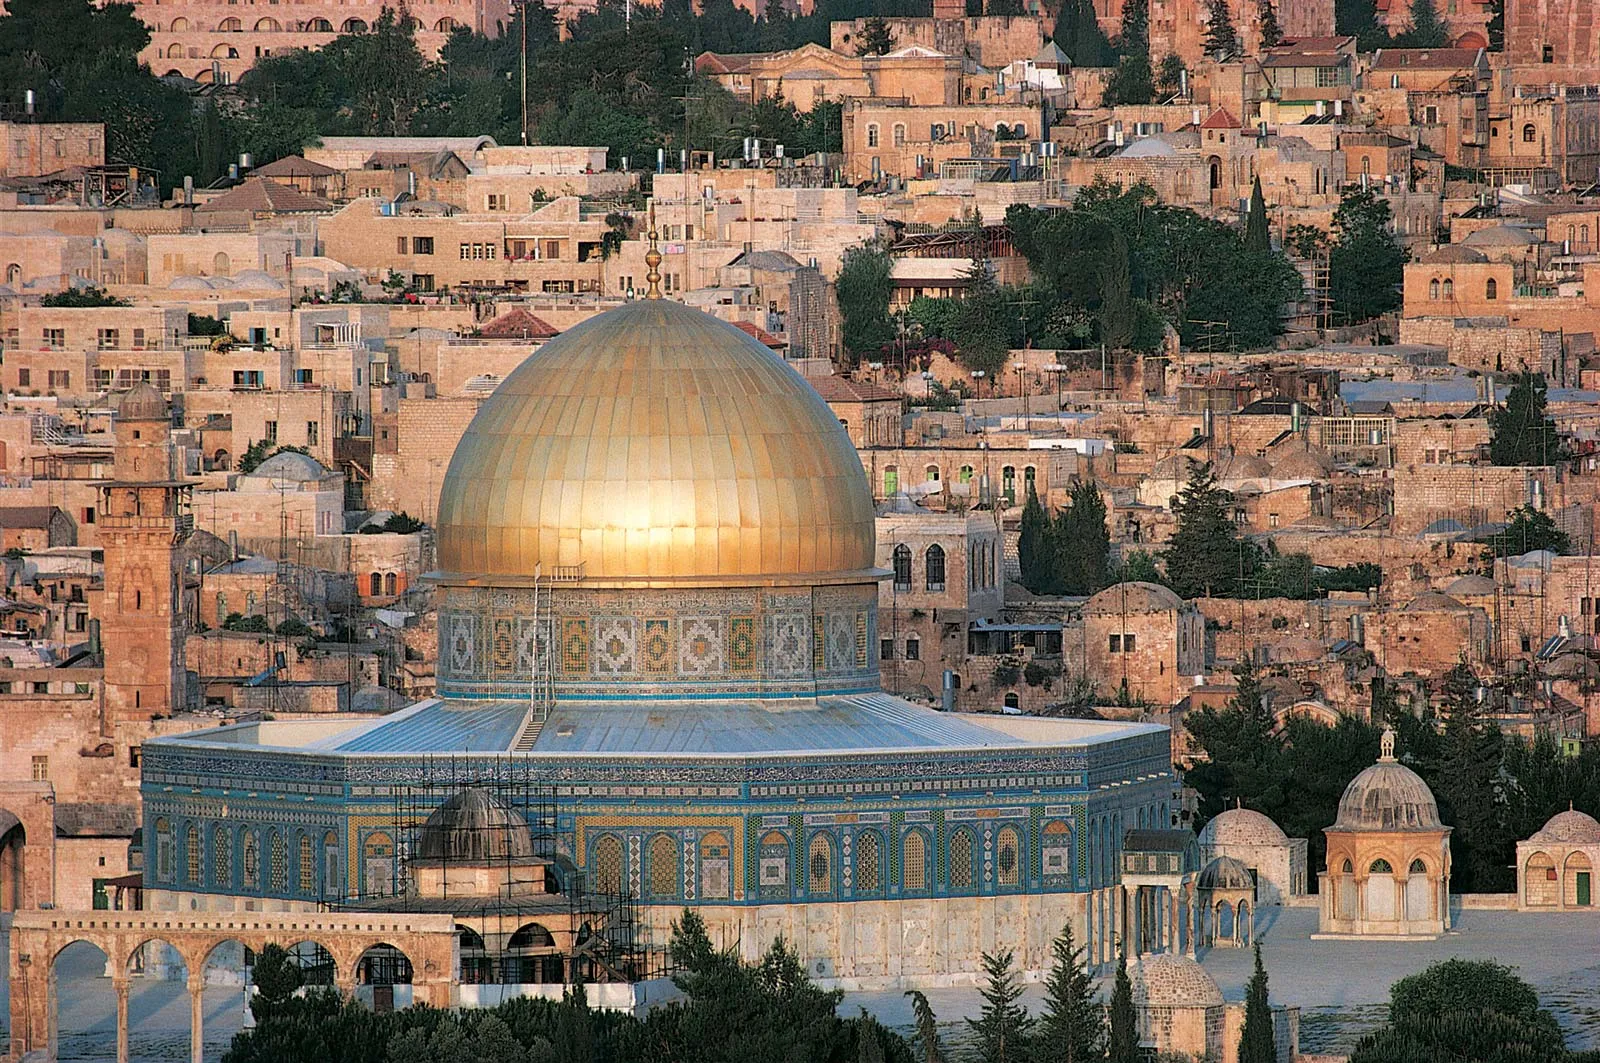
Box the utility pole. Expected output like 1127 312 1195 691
517 0 529 144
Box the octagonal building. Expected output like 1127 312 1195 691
141 296 1172 986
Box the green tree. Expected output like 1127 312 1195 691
1485 0 1504 49
1163 461 1254 599
1350 960 1573 1063
41 287 129 308
1491 505 1569 556
1256 0 1283 46
837 242 896 365
1435 660 1514 893
1107 955 1138 1063
1239 944 1277 1063
1018 487 1056 595
1055 480 1111 595
1244 176 1270 254
967 950 1033 1063
1103 0 1153 104
1395 0 1447 45
904 990 946 1063
855 16 895 55
1203 0 1239 55
196 98 227 187
1035 922 1104 1063
1489 370 1560 466
1156 53 1187 95
250 944 303 1023
1328 190 1405 323
1052 0 1115 66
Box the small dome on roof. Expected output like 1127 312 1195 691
1444 574 1495 596
1197 854 1257 890
1201 807 1289 848
1216 452 1272 480
1131 954 1224 1009
1420 244 1488 264
169 275 217 290
416 787 535 863
1462 224 1538 247
1119 137 1177 158
1085 581 1184 614
231 268 284 289
248 450 328 481
1270 446 1334 479
1531 807 1600 844
1403 590 1467 612
116 382 168 422
1335 731 1442 831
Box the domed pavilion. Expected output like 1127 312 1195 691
1318 728 1450 938
1129 953 1300 1063
1516 805 1600 910
1199 805 1308 905
140 287 1174 989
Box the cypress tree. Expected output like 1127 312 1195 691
1107 954 1139 1063
1052 0 1114 66
1204 0 1239 56
904 990 946 1063
1244 176 1270 254
1035 922 1105 1063
1256 0 1283 46
1018 486 1056 595
1399 0 1447 45
1162 460 1253 599
1239 943 1278 1063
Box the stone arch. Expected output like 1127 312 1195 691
1405 857 1432 920
212 448 231 470
1366 857 1397 920
456 925 489 983
1215 899 1234 941
343 17 368 31
1041 818 1072 881
1207 155 1222 190
505 922 562 983
646 832 678 900
4 262 20 286
0 809 26 910
170 16 189 30
698 831 731 899
306 16 334 31
1564 851 1592 906
254 17 281 30
1525 850 1556 906
51 940 117 1058
854 828 884 895
284 939 338 985
126 935 194 1058
217 16 242 31
434 16 458 30
353 943 413 1007
590 832 624 894
1236 899 1250 944
212 251 232 277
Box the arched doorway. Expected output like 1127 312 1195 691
1366 858 1396 921
283 939 337 986
1565 852 1593 907
1336 859 1356 920
52 941 116 1061
504 922 562 983
212 252 231 277
1405 858 1432 920
354 943 414 1012
0 810 26 910
457 925 491 983
126 937 191 1063
1207 155 1222 190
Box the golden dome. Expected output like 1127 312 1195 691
436 299 877 586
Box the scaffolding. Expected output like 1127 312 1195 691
331 755 664 988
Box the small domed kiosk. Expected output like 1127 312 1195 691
1516 804 1600 910
1318 728 1451 938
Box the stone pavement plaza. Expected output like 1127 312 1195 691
3 907 1599 1060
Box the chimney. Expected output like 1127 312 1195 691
88 619 101 657
24 89 34 116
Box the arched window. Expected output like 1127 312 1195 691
592 834 624 894
186 824 202 885
892 544 912 591
925 463 940 483
855 830 883 894
1004 691 1020 709
1369 858 1393 874
959 465 974 483
243 830 259 890
1408 857 1427 874
1442 278 1453 298
370 572 382 596
1024 466 1036 492
212 826 232 888
254 17 280 30
996 826 1021 887
902 831 928 891
363 832 393 897
307 17 333 31
1341 858 1354 874
949 828 975 890
1522 123 1537 142
156 818 173 882
1486 277 1498 300
809 833 835 895
385 572 397 596
1042 820 1072 880
342 17 367 31
434 17 457 31
760 830 790 895
170 16 189 30
925 544 946 591
322 831 338 895
648 833 678 899
1428 278 1440 299
892 123 906 147
867 124 880 148
218 16 242 31
883 465 899 495
699 832 731 899
298 833 315 893
269 830 287 892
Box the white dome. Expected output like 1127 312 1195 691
1201 807 1288 848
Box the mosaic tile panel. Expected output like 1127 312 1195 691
767 613 810 677
729 617 756 673
642 619 673 673
679 616 725 674
562 618 589 674
448 614 476 674
826 613 856 671
491 617 515 674
593 617 637 674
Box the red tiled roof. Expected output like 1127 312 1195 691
477 307 559 339
1200 108 1241 130
732 320 785 348
808 375 903 402
197 177 332 214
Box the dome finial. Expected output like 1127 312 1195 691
644 205 663 300
1380 726 1396 762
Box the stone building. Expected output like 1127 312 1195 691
0 506 76 552
840 98 1043 183
1516 806 1598 910
1129 952 1299 1063
1198 805 1309 905
139 288 1175 988
0 122 104 180
1070 582 1205 708
811 376 903 449
1369 591 1492 679
1506 0 1600 76
1319 729 1451 938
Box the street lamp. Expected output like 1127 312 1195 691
1012 360 1029 417
970 369 986 398
1045 363 1067 410
921 370 935 402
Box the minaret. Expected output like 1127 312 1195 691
99 382 192 724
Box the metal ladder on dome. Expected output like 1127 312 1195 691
513 568 555 752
